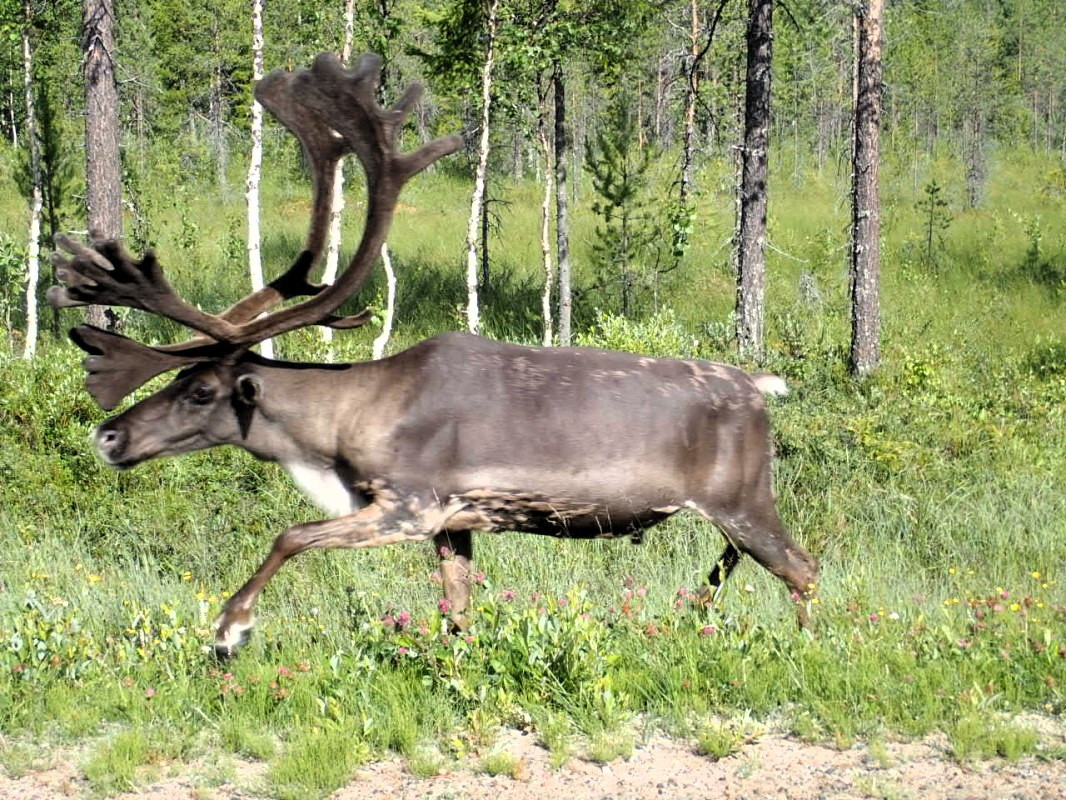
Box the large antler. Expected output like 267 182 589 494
50 53 461 408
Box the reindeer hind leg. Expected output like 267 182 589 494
433 530 474 631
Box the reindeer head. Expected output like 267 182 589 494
92 360 258 468
50 53 461 466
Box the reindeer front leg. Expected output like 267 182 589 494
214 499 441 659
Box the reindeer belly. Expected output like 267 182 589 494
444 489 675 539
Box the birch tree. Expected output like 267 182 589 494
21 0 42 359
538 79 554 346
463 0 499 336
246 0 272 358
849 0 883 376
553 59 572 344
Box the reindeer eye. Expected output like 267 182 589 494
188 384 216 405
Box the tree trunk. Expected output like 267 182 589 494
21 4 42 360
83 0 122 330
679 0 701 207
246 0 272 359
849 0 882 377
464 0 499 336
554 61 573 346
481 192 490 290
538 94 554 347
735 0 773 362
8 82 17 147
322 0 358 355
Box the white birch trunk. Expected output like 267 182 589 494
246 0 272 359
321 0 357 355
371 243 397 359
464 0 499 336
9 87 18 148
21 13 42 360
538 125 554 347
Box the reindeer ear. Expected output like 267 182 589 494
233 374 262 439
235 374 262 406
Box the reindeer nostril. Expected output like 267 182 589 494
95 425 126 458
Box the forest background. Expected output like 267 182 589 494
0 1 1065 798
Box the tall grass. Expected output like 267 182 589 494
0 146 1064 797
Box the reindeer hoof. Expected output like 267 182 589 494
213 615 254 660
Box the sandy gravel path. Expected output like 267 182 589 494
3 724 1065 800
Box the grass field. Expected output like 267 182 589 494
1 142 1064 798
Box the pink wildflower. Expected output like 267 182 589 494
438 597 452 614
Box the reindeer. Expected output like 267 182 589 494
49 53 818 659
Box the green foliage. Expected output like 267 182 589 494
0 231 23 330
949 715 1040 762
916 180 953 269
696 721 744 761
479 748 520 777
584 93 662 317
267 725 369 800
577 308 698 359
1018 214 1066 296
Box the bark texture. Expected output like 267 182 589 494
83 0 122 329
735 0 773 362
538 106 554 346
850 0 883 377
